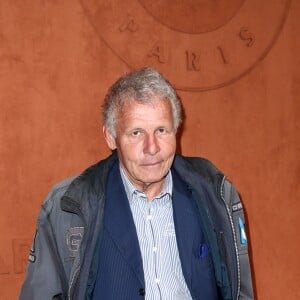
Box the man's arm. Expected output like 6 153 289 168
223 180 254 300
19 188 68 300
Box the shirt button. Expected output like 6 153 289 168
146 215 153 220
153 247 157 252
154 278 160 284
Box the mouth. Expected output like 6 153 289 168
141 161 162 167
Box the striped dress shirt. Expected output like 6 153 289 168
120 166 193 300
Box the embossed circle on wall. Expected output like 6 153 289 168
137 0 245 34
80 0 291 91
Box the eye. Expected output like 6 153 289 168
157 127 166 134
131 130 141 136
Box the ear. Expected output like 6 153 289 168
103 126 117 150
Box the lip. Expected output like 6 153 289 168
140 161 162 167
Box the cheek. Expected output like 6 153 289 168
120 143 143 162
162 138 177 154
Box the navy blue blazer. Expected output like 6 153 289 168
92 162 219 299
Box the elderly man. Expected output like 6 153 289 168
20 68 253 299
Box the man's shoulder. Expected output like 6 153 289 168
41 152 119 216
40 176 78 213
48 176 77 199
174 154 223 177
173 154 225 192
50 152 118 199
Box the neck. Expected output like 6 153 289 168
139 181 165 201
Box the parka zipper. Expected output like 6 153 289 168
66 209 87 300
220 175 241 300
68 265 81 300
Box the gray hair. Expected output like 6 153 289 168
102 67 182 137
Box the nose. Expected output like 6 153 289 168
144 134 160 155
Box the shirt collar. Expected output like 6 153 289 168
119 164 173 203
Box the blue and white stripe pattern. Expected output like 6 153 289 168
120 166 192 300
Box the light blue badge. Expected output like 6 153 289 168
239 217 247 245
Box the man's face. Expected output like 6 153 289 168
104 97 177 198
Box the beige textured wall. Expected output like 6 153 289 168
0 1 299 299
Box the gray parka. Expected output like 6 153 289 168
20 153 254 300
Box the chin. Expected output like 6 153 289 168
140 175 165 185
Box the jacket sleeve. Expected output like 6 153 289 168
223 180 254 300
19 187 68 300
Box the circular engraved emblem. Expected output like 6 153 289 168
80 0 290 91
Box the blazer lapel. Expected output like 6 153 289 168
104 162 144 286
172 168 200 290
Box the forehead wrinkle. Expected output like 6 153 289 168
118 96 168 116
